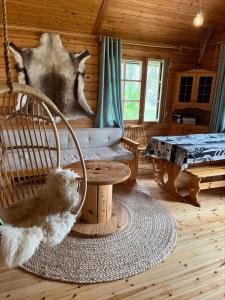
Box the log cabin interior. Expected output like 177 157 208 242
0 0 224 299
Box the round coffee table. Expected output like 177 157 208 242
66 160 131 237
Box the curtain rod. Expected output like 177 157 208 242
0 24 199 50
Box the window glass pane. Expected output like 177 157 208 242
144 60 163 121
125 62 141 80
197 76 212 103
121 62 124 80
124 102 139 120
178 76 193 103
124 82 141 100
121 81 124 99
121 59 142 121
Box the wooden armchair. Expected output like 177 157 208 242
120 136 140 181
125 124 147 168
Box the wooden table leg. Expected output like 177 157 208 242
185 176 201 207
154 159 193 204
153 159 202 206
82 184 113 224
71 184 129 237
164 162 181 194
154 159 181 194
153 158 167 185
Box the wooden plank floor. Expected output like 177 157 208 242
0 161 225 300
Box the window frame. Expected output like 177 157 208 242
121 59 143 122
122 55 166 124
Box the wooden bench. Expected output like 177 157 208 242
185 164 225 206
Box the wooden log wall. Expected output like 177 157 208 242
123 43 198 138
201 45 220 71
0 27 199 134
201 30 225 71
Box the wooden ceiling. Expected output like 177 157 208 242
2 0 225 48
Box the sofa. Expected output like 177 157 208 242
1 127 139 182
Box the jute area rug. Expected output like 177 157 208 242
21 188 177 284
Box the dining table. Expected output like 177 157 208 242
145 133 225 206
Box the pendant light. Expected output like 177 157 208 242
193 0 204 27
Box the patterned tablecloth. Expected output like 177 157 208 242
145 133 225 170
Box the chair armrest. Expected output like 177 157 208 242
120 137 139 182
121 137 140 148
120 137 139 159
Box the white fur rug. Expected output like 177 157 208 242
0 168 81 268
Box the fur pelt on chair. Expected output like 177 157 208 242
0 168 81 268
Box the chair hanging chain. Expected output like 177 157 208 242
2 0 13 90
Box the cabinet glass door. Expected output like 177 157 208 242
197 76 213 104
178 76 193 103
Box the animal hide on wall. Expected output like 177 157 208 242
9 33 94 120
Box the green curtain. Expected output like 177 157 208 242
209 43 225 133
95 36 124 130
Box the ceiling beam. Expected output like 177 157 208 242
92 0 110 35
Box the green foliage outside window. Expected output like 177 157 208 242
124 82 141 101
122 59 164 122
124 102 139 120
144 60 163 122
125 63 141 80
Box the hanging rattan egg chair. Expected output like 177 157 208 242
0 0 87 215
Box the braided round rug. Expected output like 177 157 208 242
21 188 177 284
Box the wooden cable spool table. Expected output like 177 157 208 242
66 160 131 237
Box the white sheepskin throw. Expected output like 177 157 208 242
0 168 80 268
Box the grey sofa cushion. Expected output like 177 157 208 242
61 146 134 166
1 127 123 150
66 127 123 149
88 146 134 161
1 127 134 173
4 149 58 171
4 146 134 172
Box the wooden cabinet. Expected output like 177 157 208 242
170 69 217 136
174 69 217 109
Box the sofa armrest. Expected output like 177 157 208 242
120 137 140 181
121 137 140 148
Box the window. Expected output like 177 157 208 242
197 76 213 104
121 58 165 123
121 60 142 121
178 76 193 103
